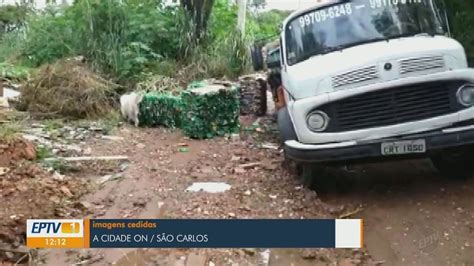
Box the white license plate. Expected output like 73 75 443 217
381 139 426 155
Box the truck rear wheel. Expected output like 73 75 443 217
430 146 474 180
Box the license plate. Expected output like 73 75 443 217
381 139 426 155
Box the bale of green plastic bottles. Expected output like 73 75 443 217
138 92 182 128
180 84 240 139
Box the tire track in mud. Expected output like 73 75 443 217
319 160 474 266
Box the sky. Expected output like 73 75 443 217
265 0 321 11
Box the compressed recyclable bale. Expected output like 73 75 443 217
138 92 182 128
238 74 267 116
181 84 240 139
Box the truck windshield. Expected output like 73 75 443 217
285 0 447 65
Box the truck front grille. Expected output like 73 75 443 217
331 65 379 88
320 81 466 132
399 55 445 75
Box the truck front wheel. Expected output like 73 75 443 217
297 163 321 189
430 146 474 180
277 107 297 144
277 108 331 189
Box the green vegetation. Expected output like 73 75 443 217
248 9 291 40
3 0 473 97
35 145 53 161
0 4 30 37
0 62 30 80
445 1 474 65
0 121 23 140
0 0 281 85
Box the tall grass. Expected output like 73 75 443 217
0 0 252 84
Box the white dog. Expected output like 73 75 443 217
120 92 143 127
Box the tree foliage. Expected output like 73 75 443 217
0 0 262 82
248 9 290 40
445 0 474 65
0 4 30 36
180 0 215 42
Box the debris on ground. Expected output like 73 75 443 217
260 142 280 150
19 120 116 159
2 88 20 100
186 182 232 193
15 59 117 119
0 86 21 108
101 135 124 141
0 137 36 167
44 156 129 162
97 173 124 185
0 167 10 176
0 159 90 263
259 249 271 266
338 206 364 219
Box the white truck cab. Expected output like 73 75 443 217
277 0 474 180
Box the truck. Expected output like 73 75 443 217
267 0 474 184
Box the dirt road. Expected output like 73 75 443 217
41 121 368 265
36 118 473 266
321 160 474 266
0 114 465 265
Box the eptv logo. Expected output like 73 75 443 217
31 222 80 234
27 219 83 238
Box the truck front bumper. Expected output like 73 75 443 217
284 125 474 163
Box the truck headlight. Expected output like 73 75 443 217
457 84 474 106
307 111 329 132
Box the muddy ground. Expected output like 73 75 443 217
1 113 473 266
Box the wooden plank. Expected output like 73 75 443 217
45 156 128 162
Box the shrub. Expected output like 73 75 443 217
0 4 30 37
22 10 76 66
445 1 474 66
0 31 25 63
2 0 254 84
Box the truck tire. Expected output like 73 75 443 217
277 107 297 143
430 146 474 180
251 44 264 71
277 108 327 188
298 163 321 189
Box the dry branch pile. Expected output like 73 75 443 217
136 74 183 95
17 59 117 119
